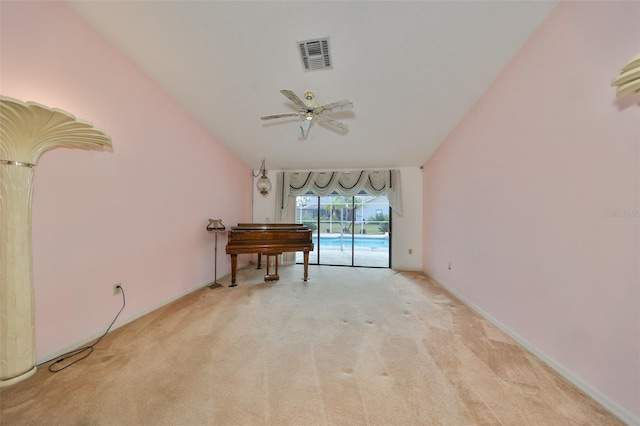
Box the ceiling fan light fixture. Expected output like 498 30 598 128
260 90 353 138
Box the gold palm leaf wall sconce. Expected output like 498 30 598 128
611 53 640 99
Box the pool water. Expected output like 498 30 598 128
313 235 389 249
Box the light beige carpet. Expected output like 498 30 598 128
0 265 622 425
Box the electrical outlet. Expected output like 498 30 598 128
113 283 122 295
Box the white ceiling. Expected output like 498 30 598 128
67 1 558 171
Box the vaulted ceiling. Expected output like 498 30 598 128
68 1 558 171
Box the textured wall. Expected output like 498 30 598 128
422 0 639 420
1 2 252 361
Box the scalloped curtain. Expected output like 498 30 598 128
276 170 403 221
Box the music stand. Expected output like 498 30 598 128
206 219 226 289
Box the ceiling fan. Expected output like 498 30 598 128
260 90 353 138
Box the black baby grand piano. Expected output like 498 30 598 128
225 223 314 286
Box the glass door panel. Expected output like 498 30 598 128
295 194 390 268
353 195 390 267
319 195 352 266
295 195 318 264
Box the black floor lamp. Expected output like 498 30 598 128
206 218 226 289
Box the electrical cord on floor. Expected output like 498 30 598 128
42 285 126 373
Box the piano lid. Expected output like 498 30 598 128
231 223 308 231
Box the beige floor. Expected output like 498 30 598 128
0 265 623 425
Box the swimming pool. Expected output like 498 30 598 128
313 235 389 249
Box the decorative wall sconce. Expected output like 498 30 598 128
611 53 640 99
254 159 272 196
206 219 226 289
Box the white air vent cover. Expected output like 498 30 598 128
298 38 332 72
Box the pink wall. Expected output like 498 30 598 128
1 2 252 360
422 0 639 420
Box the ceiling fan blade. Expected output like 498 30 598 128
260 112 301 120
315 114 349 132
315 99 353 114
280 90 307 110
299 118 311 138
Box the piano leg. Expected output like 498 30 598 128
230 254 238 287
264 254 280 282
303 251 310 281
256 253 262 270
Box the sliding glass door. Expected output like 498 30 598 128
295 195 390 268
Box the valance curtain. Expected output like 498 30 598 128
276 170 403 221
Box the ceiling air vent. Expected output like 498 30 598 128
298 38 332 72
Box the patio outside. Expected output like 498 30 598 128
295 195 390 268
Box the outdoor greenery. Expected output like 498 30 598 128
300 216 318 231
368 212 390 233
318 222 386 235
296 195 389 235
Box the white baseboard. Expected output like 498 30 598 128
427 274 639 426
393 267 423 272
36 274 228 366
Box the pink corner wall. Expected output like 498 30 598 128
422 0 639 419
1 2 252 360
